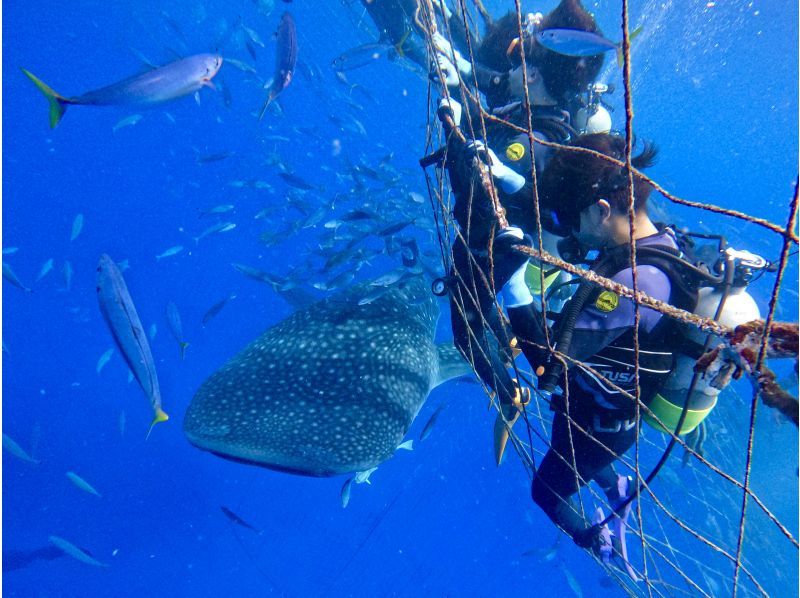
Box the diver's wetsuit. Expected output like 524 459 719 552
446 105 573 407
509 229 683 538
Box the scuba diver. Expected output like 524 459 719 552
428 0 613 425
496 132 764 564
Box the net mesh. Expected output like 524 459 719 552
414 1 798 595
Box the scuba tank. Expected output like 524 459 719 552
532 229 772 434
652 246 766 433
575 83 613 135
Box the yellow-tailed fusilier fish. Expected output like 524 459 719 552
258 12 297 119
48 536 108 567
23 54 223 128
66 471 102 497
96 254 168 436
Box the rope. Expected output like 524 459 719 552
412 2 798 596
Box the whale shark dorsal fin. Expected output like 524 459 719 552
432 342 471 387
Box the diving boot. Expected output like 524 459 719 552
493 381 530 465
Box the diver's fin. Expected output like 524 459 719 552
146 407 169 440
432 343 470 387
21 69 69 128
493 405 520 465
493 382 530 465
393 28 412 58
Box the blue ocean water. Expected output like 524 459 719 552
3 1 797 597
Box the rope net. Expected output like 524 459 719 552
413 1 798 595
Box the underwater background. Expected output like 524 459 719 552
3 1 797 596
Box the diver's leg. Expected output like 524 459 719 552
449 242 517 403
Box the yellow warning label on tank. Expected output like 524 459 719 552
595 291 619 312
505 142 525 161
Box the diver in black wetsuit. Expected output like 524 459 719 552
499 133 697 557
434 0 610 433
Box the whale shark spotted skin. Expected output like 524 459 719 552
183 277 468 477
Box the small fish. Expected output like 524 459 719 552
156 245 184 261
537 27 643 66
66 471 102 497
23 54 223 128
200 204 234 217
96 348 114 373
148 323 158 340
196 151 234 164
119 410 126 437
202 295 236 325
166 301 189 359
340 478 353 508
332 43 391 72
358 286 389 306
96 254 168 436
224 58 258 75
560 564 583 598
278 172 313 190
36 258 54 283
48 536 108 568
112 114 143 132
396 440 413 451
194 222 236 243
354 466 378 485
3 262 31 292
258 12 297 119
70 214 84 241
220 506 261 533
400 239 419 268
2 433 41 464
370 270 405 287
3 247 19 254
419 404 446 441
408 191 426 204
377 220 415 237
62 261 74 291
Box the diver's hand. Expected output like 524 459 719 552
434 0 453 20
438 97 462 127
433 53 460 88
466 140 526 194
433 32 472 76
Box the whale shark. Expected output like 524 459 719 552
183 276 468 476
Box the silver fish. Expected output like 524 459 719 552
155 245 184 261
62 260 73 292
66 471 102 497
194 222 236 243
258 12 297 119
36 258 54 283
70 214 84 241
340 478 353 508
184 277 469 476
166 301 189 359
3 262 31 292
49 536 108 568
2 433 40 464
112 114 143 132
23 54 223 128
96 348 114 373
96 254 168 435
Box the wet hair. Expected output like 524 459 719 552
539 133 659 216
532 0 605 101
475 1 605 102
475 12 522 72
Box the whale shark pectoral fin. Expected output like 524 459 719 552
432 342 471 387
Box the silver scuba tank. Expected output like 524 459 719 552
661 248 765 403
